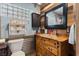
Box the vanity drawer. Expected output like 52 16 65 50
46 50 56 56
45 45 58 55
36 36 42 40
36 37 41 44
43 38 58 48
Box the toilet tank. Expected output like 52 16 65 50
8 38 24 53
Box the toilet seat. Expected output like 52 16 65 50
11 51 25 56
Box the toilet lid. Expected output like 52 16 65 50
11 51 25 56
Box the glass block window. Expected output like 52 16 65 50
0 3 29 20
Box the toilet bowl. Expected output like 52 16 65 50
11 51 25 56
8 38 25 56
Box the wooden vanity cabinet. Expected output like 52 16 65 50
36 34 69 56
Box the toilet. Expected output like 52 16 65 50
8 38 25 56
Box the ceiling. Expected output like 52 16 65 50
39 3 50 10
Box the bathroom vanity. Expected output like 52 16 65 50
36 34 69 56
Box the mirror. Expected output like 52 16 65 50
31 13 40 30
47 7 63 25
45 3 67 29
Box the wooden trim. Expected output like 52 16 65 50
40 3 50 10
41 3 59 13
41 3 74 13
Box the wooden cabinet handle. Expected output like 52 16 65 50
50 48 52 51
54 43 56 45
57 42 59 44
44 40 46 42
57 45 59 48
48 47 52 51
48 47 50 50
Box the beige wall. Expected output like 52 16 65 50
74 3 79 56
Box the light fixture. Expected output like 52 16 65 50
37 3 42 5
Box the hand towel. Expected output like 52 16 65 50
69 24 76 45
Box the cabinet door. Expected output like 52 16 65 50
40 45 47 56
36 47 42 56
36 36 41 47
36 36 42 55
36 36 40 53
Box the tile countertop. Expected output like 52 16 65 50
36 34 68 42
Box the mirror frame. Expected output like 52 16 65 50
45 3 68 29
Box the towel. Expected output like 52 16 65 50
68 24 76 45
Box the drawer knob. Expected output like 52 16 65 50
44 40 46 41
57 42 59 44
48 47 50 50
50 48 52 51
57 45 59 48
54 43 56 45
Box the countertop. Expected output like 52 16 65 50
36 34 68 42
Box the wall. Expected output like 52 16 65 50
11 3 40 36
74 3 79 56
10 4 40 54
0 3 40 38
